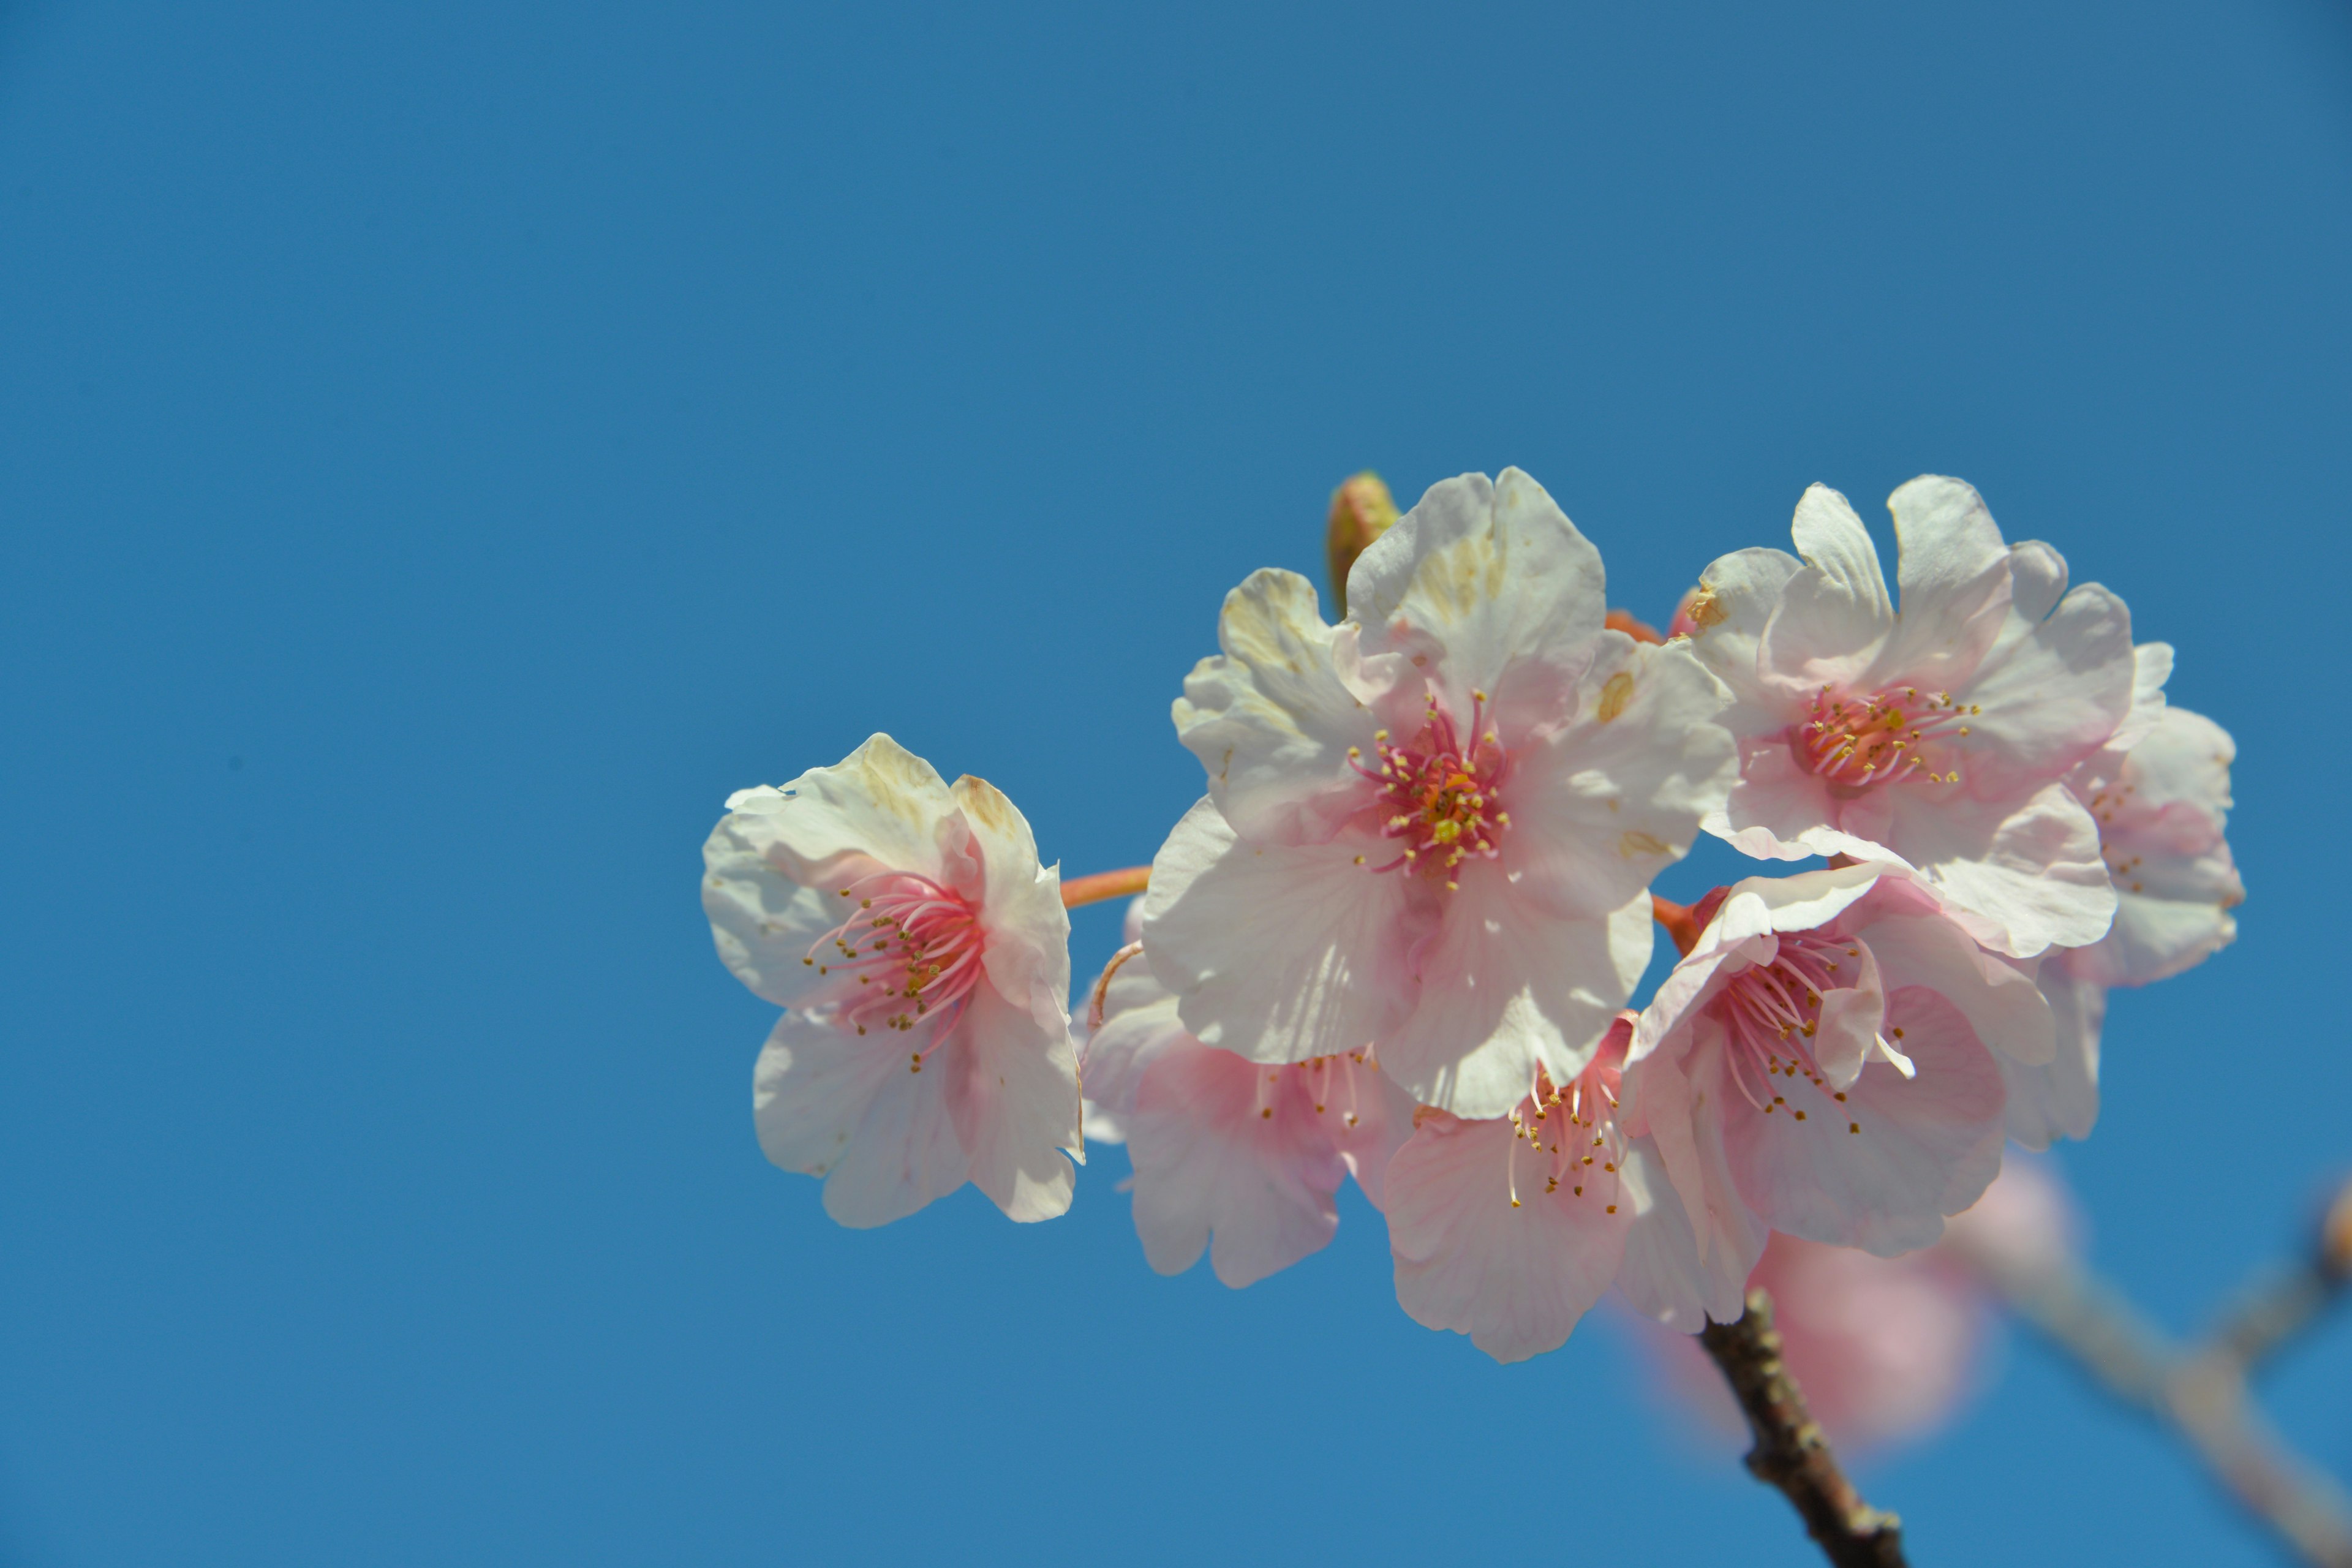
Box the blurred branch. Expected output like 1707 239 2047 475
1698 1289 1909 1568
1950 1176 2352 1568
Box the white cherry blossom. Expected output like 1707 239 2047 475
702 734 1082 1227
1684 477 2142 957
1142 468 1739 1118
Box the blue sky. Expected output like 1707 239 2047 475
1 1 2347 1563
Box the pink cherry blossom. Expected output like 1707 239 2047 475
1684 478 2142 957
1080 942 1415 1287
1386 1015 1697 1362
2003 666 2242 1147
1142 468 1739 1118
1621 864 2046 1328
702 733 1082 1228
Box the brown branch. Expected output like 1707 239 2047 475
1698 1289 1909 1568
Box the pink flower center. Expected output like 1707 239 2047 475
1350 691 1509 888
1710 930 1869 1133
1505 1049 1625 1211
804 871 986 1061
1792 684 1977 790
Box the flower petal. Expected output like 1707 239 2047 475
1722 986 2007 1256
951 773 1072 1031
754 1010 970 1229
1380 882 1651 1119
1887 780 2116 956
1126 1042 1348 1287
1348 469 1607 725
1143 797 1423 1064
2000 961 2103 1148
1613 1132 1763 1332
1758 484 1893 695
1172 568 1384 845
1855 907 2056 1066
948 979 1080 1223
1875 475 2014 691
702 829 851 1008
1961 581 2138 799
1387 1110 1632 1363
1684 546 1803 723
1502 634 1738 921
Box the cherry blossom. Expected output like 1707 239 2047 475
701 733 1082 1227
1683 478 2141 957
1080 939 1415 1287
1142 467 1739 1118
1621 863 2046 1329
2003 668 2242 1147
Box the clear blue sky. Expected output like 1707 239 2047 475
2 2 2347 1563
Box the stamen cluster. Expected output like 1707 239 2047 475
1351 692 1509 888
804 870 986 1052
1796 685 1976 789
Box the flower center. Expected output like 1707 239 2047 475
1792 684 1976 790
1349 690 1509 889
1504 1049 1625 1212
1709 930 1871 1134
804 871 986 1062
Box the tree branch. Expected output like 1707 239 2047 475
1949 1176 2352 1568
1698 1289 1909 1568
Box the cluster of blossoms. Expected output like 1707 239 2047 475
703 467 2240 1373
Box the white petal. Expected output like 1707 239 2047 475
1856 908 2056 1066
1887 781 2116 957
1142 798 1423 1064
2000 961 2104 1148
1877 475 2013 691
1501 635 1737 921
951 773 1072 1030
1348 469 1607 723
1708 734 1891 864
726 733 960 886
949 979 1080 1223
1758 484 1893 693
754 1010 970 1229
1125 1043 1348 1287
1387 1110 1632 1363
1380 882 1650 1119
1960 582 2137 799
2005 540 2070 621
1172 568 1384 845
1613 1132 1762 1332
702 825 851 1008
1722 986 2007 1256
1079 952 1187 1118
1684 546 1804 723
2105 641 2174 755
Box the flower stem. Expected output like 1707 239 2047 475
1698 1289 1909 1568
1061 865 1150 910
1653 894 1702 957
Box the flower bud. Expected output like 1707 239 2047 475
1325 471 1398 617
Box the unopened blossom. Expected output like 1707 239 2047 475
1684 478 2141 957
701 734 1082 1228
1387 1014 1694 1362
2003 662 2242 1147
1621 863 2046 1328
1144 468 1739 1119
1081 938 1415 1287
